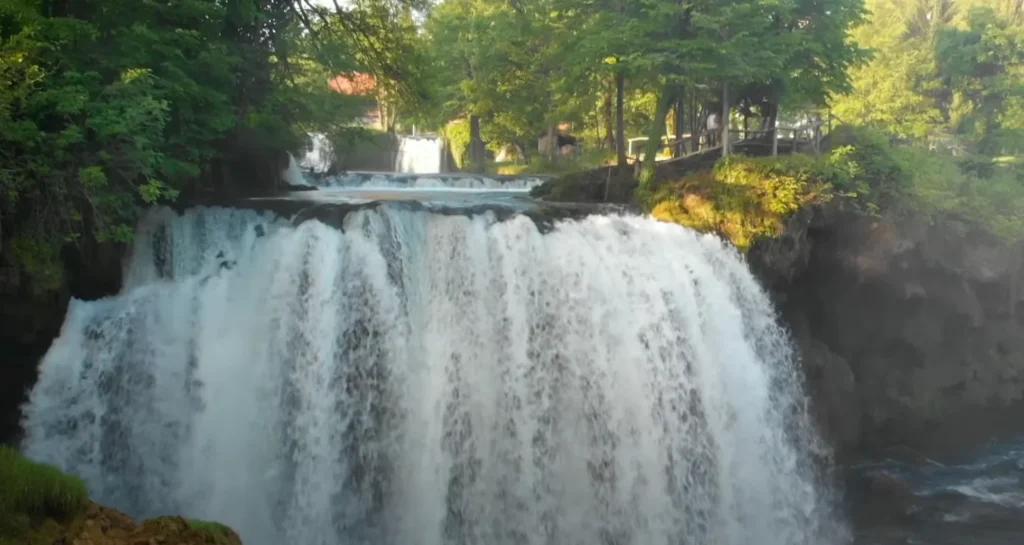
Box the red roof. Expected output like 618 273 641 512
329 72 377 95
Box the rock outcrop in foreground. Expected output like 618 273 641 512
0 446 241 545
59 504 242 545
750 204 1024 461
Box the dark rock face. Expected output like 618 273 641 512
751 202 1024 462
0 239 125 446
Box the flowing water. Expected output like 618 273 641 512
312 171 547 191
301 133 335 174
853 438 1024 545
21 196 846 545
395 135 444 173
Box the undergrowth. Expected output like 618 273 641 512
0 446 89 545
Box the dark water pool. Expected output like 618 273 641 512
852 438 1024 544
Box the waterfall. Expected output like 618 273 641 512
281 153 307 186
301 132 334 174
22 205 847 545
395 135 443 173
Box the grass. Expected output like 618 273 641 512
0 446 89 545
187 519 239 545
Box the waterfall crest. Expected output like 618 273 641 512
22 205 846 545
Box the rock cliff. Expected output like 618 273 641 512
750 202 1024 462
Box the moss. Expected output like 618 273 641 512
187 519 241 545
0 446 89 545
648 155 838 249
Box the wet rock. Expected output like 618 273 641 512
846 470 917 526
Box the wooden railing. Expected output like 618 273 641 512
625 116 830 166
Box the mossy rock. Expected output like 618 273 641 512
0 446 89 545
0 447 243 545
649 155 837 249
186 519 243 545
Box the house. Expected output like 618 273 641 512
328 72 382 129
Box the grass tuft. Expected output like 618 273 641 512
187 519 240 545
0 446 89 544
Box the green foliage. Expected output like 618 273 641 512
827 125 909 209
826 124 1024 240
442 119 472 169
417 0 866 172
833 0 1024 154
1 0 426 294
0 446 89 544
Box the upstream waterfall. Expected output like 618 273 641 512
21 204 846 545
395 135 444 173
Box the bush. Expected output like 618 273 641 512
0 447 89 543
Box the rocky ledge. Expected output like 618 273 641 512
749 202 1024 462
51 504 241 545
1 446 242 545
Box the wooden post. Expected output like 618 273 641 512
721 82 730 157
771 125 778 156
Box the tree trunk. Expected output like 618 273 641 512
639 85 677 187
691 96 701 152
673 92 686 157
721 82 730 158
469 114 485 173
546 124 557 161
602 78 615 150
615 70 627 167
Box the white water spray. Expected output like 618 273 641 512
301 132 335 174
22 205 846 545
281 153 307 186
395 135 444 173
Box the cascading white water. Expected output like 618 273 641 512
22 204 847 545
395 135 443 173
315 172 546 191
301 132 335 174
281 153 307 186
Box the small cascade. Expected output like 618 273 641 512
300 132 334 174
314 172 547 191
395 135 444 173
280 153 307 186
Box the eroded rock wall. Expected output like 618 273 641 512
751 203 1024 461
